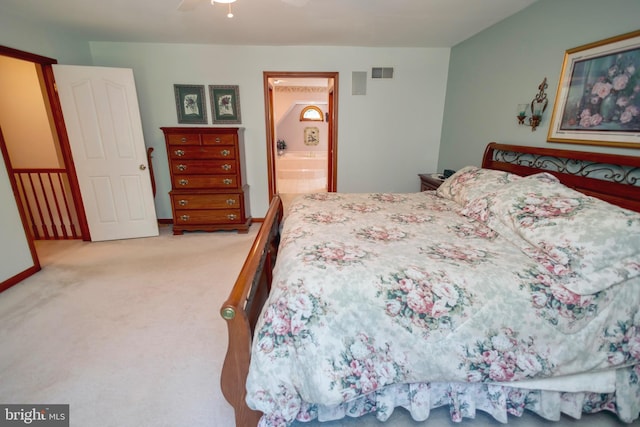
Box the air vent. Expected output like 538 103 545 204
371 67 394 79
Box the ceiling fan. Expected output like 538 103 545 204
177 0 311 12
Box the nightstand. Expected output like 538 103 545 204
419 173 445 191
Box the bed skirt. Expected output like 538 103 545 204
282 365 640 425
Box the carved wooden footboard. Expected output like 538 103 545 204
220 195 283 427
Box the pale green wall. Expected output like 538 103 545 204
0 9 92 65
89 43 450 218
0 150 33 282
439 0 640 171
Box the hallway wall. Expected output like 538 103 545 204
0 56 61 169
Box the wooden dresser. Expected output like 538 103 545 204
161 127 251 234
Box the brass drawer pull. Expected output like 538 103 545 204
226 199 236 205
174 149 185 157
180 214 190 221
179 179 189 186
221 164 231 171
178 199 188 206
227 214 237 220
222 178 233 185
220 149 230 156
181 137 187 143
177 164 187 171
215 137 221 142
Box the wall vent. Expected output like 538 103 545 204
371 67 394 79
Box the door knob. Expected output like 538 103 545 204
139 164 147 170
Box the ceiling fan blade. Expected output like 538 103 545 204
281 0 311 7
177 0 204 11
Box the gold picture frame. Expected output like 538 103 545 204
304 127 319 146
547 29 640 149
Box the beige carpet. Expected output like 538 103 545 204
0 225 252 427
0 224 633 426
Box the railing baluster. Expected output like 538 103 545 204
17 173 40 239
44 172 63 239
58 173 78 239
28 173 50 239
13 168 80 240
38 173 58 239
53 173 70 239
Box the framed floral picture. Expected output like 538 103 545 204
174 84 207 124
547 29 640 149
304 126 319 146
209 85 241 124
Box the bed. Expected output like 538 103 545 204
220 142 640 426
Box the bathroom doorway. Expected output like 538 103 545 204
263 71 338 208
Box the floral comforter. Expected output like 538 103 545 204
245 188 640 426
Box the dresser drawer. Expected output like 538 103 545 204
170 160 237 175
168 146 236 160
171 193 240 209
174 209 243 224
167 133 200 145
173 175 238 189
202 133 236 145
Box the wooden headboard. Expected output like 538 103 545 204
482 142 640 213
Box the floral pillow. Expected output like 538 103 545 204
435 166 521 206
483 175 640 294
461 172 560 223
460 173 560 258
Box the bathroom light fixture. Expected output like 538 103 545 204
211 0 236 18
517 77 548 131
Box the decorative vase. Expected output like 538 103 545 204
600 93 617 122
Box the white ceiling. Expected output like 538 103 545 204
3 0 538 48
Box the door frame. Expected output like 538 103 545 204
0 45 90 241
263 71 338 200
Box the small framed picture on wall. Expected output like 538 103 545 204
304 127 319 146
173 84 207 124
209 85 242 124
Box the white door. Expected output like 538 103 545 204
53 65 158 241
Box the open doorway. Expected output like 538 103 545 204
0 46 88 244
2 46 158 248
0 45 89 291
263 71 338 208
